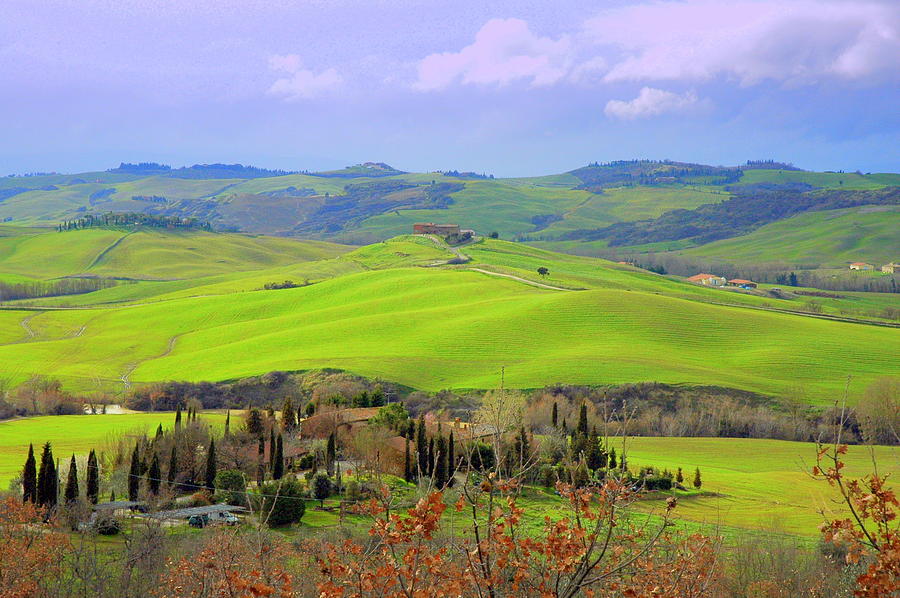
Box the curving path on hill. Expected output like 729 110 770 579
466 268 573 291
19 312 39 339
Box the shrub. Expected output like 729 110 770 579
214 469 247 506
94 516 121 535
259 478 306 527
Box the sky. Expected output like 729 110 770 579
1 0 898 176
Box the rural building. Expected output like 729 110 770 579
687 273 727 287
145 504 247 523
300 407 382 439
413 222 460 236
881 263 898 273
727 279 757 288
849 262 873 271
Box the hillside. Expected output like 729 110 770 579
0 229 896 402
2 161 897 255
679 205 900 267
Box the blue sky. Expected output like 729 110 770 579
1 0 898 176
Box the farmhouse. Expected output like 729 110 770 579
727 279 758 288
882 263 898 273
413 222 460 236
849 262 873 271
687 273 727 287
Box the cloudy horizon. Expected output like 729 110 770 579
2 0 898 176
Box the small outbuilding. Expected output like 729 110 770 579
727 279 758 288
881 263 898 274
849 262 873 271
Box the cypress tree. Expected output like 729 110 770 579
148 452 161 495
86 449 99 504
326 432 336 474
448 430 455 484
416 416 426 476
22 444 37 503
282 398 295 432
245 408 264 436
269 428 276 471
257 435 265 485
587 426 603 470
64 455 79 504
608 447 617 470
427 437 435 476
224 410 230 437
551 402 558 428
174 404 182 429
693 467 702 489
205 439 217 491
37 442 57 508
576 403 589 437
676 467 684 484
154 424 163 442
273 434 284 480
434 434 448 489
404 437 412 482
167 445 178 487
128 443 141 501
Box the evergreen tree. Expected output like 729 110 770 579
693 467 702 489
434 434 448 489
155 424 163 441
205 439 217 491
326 432 336 474
86 449 99 505
427 437 435 476
586 427 603 470
257 436 266 485
551 402 558 428
448 430 455 484
224 410 231 437
404 437 412 482
370 388 385 407
789 272 798 287
167 445 178 487
282 398 295 432
619 453 627 472
608 447 617 470
676 467 684 484
416 416 427 476
128 443 141 501
245 408 264 436
304 401 316 417
576 403 589 437
37 442 57 508
22 444 37 503
148 452 161 495
561 418 568 434
64 454 79 504
174 404 182 429
273 435 284 480
269 428 276 472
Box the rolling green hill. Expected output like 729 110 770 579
0 229 896 402
679 205 900 267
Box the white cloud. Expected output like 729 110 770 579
267 53 342 101
414 18 574 90
583 0 900 86
604 87 699 120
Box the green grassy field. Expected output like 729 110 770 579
737 169 900 190
680 205 900 267
0 412 228 488
0 232 897 402
617 436 900 536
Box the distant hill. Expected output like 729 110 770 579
0 159 897 269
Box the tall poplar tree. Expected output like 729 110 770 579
86 449 99 504
64 455 79 504
22 444 37 503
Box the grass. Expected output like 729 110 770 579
680 205 900 267
0 411 228 487
737 169 900 190
0 226 350 280
615 436 900 536
0 239 897 401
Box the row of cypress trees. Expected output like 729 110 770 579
22 442 100 507
404 416 455 488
